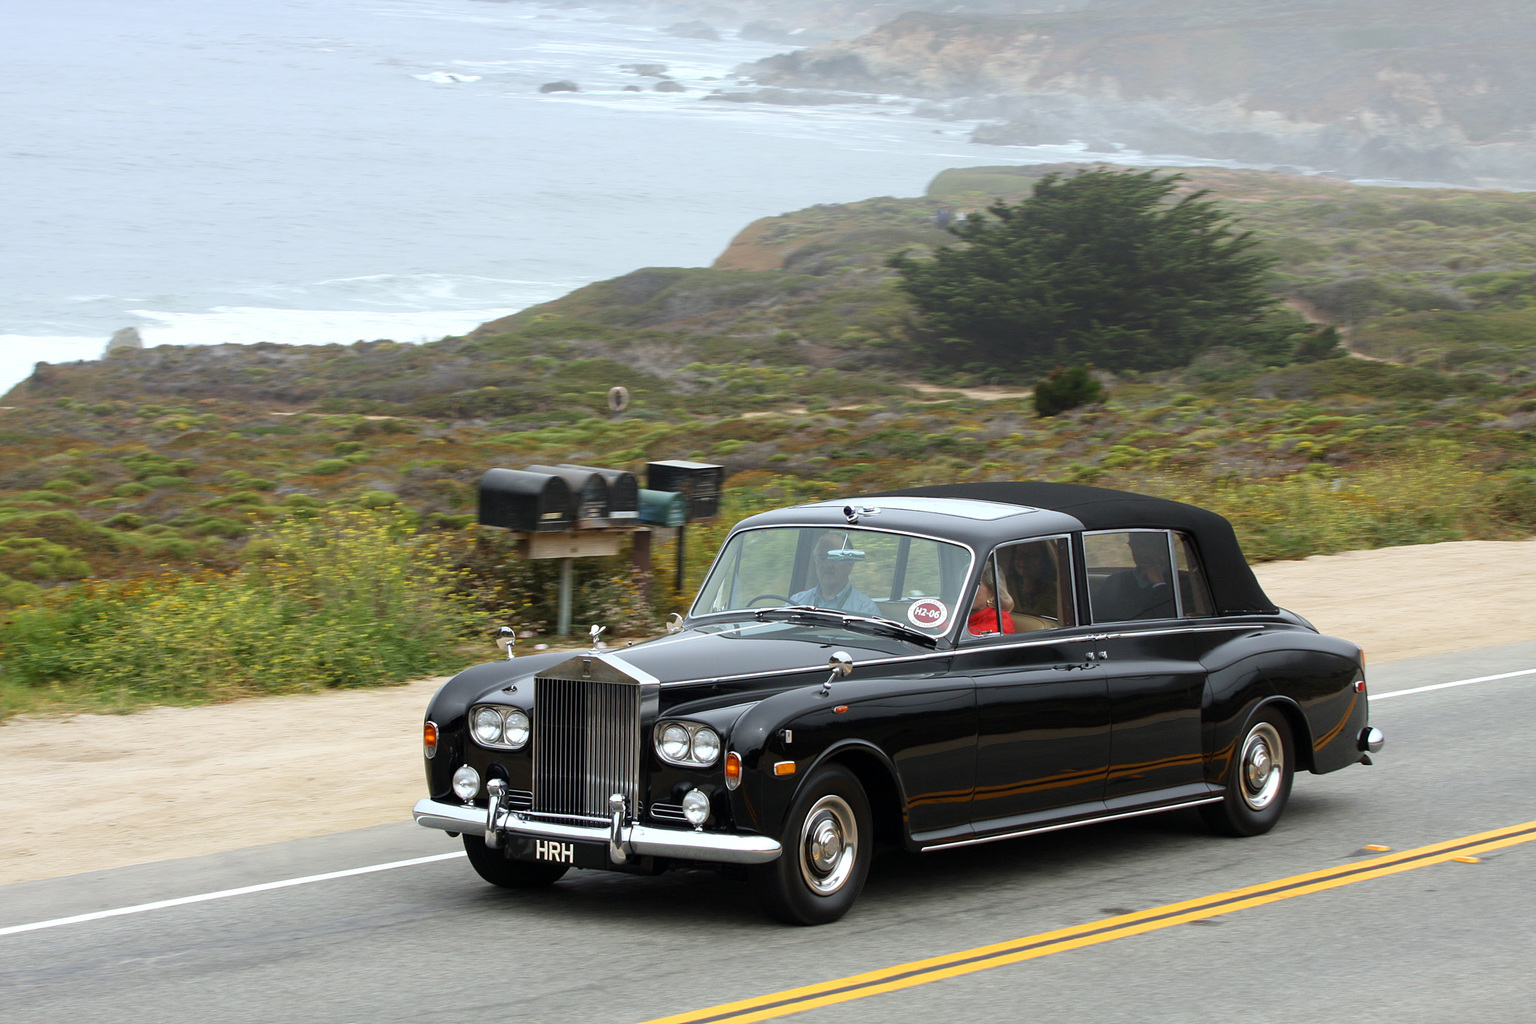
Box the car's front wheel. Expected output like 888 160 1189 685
1202 708 1294 837
463 834 570 888
754 764 873 925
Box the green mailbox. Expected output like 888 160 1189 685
638 489 687 528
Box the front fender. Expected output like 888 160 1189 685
725 680 923 846
421 653 570 797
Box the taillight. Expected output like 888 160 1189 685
1354 678 1367 694
423 720 439 759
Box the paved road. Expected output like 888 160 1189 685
4 641 1534 1024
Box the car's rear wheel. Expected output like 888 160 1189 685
754 764 872 925
463 834 569 888
1202 708 1293 837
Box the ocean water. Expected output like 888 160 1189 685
1 0 1263 397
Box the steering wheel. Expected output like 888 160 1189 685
745 594 791 607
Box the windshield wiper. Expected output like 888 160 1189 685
754 607 939 648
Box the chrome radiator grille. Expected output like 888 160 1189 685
532 677 641 820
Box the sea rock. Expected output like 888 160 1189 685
623 85 642 92
654 80 686 93
737 7 1536 187
105 327 143 356
740 22 800 46
620 63 669 78
539 80 579 93
664 21 718 42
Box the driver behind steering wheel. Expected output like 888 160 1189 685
789 532 880 617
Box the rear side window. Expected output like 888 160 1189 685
1085 530 1177 622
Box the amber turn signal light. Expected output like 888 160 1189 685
423 720 438 758
724 751 742 790
774 761 796 776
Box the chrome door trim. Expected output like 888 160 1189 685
919 795 1224 853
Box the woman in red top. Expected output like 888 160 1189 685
967 570 1015 635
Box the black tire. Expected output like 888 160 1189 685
1202 708 1294 837
753 764 873 926
463 834 570 888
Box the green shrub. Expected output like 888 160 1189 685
187 516 247 539
356 490 400 509
0 573 40 607
1034 364 1105 417
202 491 266 509
309 458 350 475
0 538 91 581
113 482 152 498
0 510 480 710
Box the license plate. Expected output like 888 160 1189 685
534 839 574 864
505 835 608 869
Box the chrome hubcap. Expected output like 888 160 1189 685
799 795 857 895
1240 722 1284 811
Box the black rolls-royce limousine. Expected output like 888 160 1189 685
413 481 1383 924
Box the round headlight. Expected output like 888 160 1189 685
452 764 481 802
690 727 721 765
472 707 503 745
503 708 530 748
660 724 691 762
682 788 711 827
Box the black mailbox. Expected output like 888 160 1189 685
647 460 724 520
525 464 608 525
478 469 572 532
560 464 639 521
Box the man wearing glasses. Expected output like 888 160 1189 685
789 532 881 617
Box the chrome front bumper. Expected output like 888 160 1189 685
412 797 782 866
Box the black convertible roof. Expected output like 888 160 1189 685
868 482 1276 616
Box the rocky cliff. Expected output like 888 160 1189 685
739 0 1536 186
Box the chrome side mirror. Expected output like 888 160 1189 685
666 612 684 635
494 626 516 660
821 651 853 695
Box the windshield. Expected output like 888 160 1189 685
691 526 973 637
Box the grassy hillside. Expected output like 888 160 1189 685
3 164 1534 714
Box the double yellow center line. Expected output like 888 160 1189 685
640 819 1536 1024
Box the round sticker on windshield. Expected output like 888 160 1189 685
907 598 950 630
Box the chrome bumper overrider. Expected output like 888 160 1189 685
412 797 782 865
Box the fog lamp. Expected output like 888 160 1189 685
682 788 711 827
452 764 481 802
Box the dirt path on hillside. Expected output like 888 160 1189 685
908 383 1034 401
2 538 1533 887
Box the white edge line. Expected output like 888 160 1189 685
4 665 1530 939
1371 666 1536 701
0 850 465 938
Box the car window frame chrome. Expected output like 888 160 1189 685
957 531 1078 646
